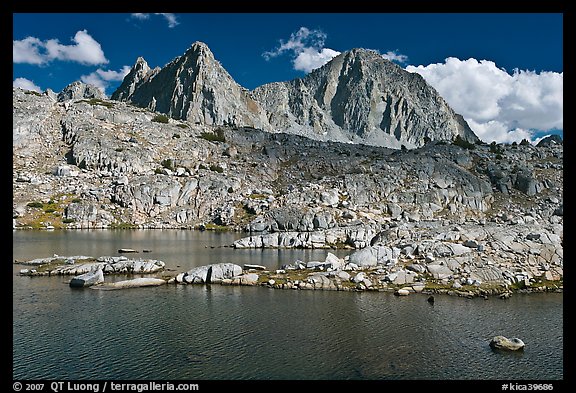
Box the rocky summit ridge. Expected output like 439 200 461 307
112 42 477 149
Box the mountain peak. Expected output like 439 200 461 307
183 41 214 59
111 42 478 149
111 41 269 128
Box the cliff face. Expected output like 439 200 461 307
14 85 562 232
112 43 478 148
111 42 270 129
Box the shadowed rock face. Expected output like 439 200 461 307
111 43 477 149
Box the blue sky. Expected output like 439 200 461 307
13 13 563 144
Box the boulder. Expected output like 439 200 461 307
183 265 211 284
69 268 104 288
324 252 344 270
238 273 259 286
489 336 525 351
348 247 378 268
207 263 243 283
426 263 453 279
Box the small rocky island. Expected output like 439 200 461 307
13 42 562 298
15 247 562 297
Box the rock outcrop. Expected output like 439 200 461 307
57 81 105 102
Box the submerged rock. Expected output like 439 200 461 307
489 336 525 351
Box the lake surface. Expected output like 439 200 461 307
12 230 563 380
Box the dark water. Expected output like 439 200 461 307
13 230 563 380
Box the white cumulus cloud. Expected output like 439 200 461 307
406 57 563 143
13 37 45 64
263 27 341 73
130 13 179 28
13 30 108 66
294 47 342 73
81 66 131 96
381 50 408 63
13 77 42 92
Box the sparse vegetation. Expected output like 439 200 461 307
27 202 44 208
24 90 42 96
209 164 224 173
452 135 476 150
79 98 114 108
490 141 504 155
161 158 175 170
109 222 138 229
248 193 268 200
197 223 229 231
151 114 170 123
199 131 226 143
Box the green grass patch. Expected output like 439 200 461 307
24 90 42 96
209 164 224 173
161 158 175 170
78 98 114 108
199 131 226 143
151 114 170 124
248 193 268 200
199 223 229 231
109 222 139 229
27 201 44 208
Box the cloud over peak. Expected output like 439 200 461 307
263 27 341 73
406 57 563 143
264 27 409 73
